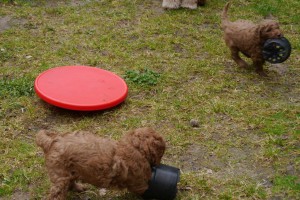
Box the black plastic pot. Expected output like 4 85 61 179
142 164 180 200
262 37 291 64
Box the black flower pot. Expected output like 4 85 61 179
142 164 180 200
262 37 291 64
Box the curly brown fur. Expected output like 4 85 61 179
162 0 206 10
36 127 166 200
221 3 283 76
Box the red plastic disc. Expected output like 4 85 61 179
34 66 128 111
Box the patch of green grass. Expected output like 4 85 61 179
124 68 160 86
251 1 280 17
262 112 298 135
0 76 35 98
273 175 300 197
178 172 214 198
249 0 300 23
220 180 268 199
0 139 44 196
0 47 14 61
0 0 13 3
1 169 30 196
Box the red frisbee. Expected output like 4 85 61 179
34 66 128 111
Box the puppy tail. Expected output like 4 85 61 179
36 130 57 153
221 2 231 26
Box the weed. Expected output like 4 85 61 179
273 175 300 197
124 68 160 86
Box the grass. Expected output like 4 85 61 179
0 0 299 199
125 68 160 86
0 76 35 97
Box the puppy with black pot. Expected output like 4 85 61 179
262 37 292 64
142 164 180 200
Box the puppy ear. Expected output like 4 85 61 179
132 137 141 148
123 130 140 147
148 136 166 166
257 20 282 43
257 23 271 40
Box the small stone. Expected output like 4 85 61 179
99 188 107 196
206 168 213 174
286 165 295 175
190 119 199 127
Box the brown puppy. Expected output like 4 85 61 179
221 3 283 76
162 0 206 10
36 127 166 200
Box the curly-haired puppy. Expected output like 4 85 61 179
221 3 283 76
162 0 206 10
36 127 166 200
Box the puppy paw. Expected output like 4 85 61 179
181 4 197 9
256 70 268 77
238 62 250 69
181 0 198 9
162 0 181 9
71 182 87 192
